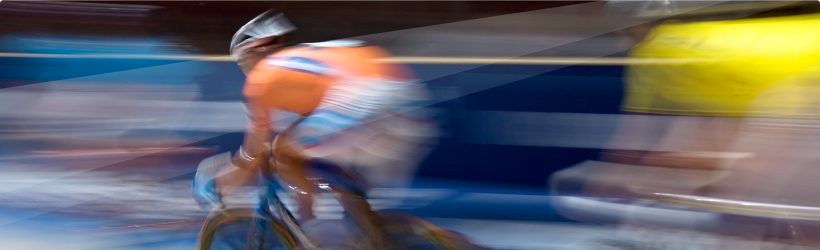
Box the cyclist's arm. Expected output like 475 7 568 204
231 127 272 170
232 77 275 170
215 82 275 196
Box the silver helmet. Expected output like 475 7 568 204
230 9 297 74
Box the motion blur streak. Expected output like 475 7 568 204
3 1 820 250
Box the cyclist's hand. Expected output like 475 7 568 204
192 177 223 211
192 152 232 210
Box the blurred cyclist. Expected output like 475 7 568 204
552 0 820 247
191 9 438 246
573 0 820 198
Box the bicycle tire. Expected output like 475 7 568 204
375 211 490 250
195 207 298 250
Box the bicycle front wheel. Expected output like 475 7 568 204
196 207 298 250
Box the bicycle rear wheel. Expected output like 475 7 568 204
376 211 489 250
196 207 298 250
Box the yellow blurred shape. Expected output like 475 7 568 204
624 13 820 117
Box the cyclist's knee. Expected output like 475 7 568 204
272 131 307 166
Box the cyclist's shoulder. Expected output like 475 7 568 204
250 47 338 78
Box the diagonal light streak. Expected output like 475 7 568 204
3 0 793 226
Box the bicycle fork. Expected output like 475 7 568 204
254 191 323 250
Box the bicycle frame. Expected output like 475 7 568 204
254 160 384 250
257 168 323 250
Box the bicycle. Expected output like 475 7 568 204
194 155 485 250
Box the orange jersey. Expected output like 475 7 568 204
242 44 414 131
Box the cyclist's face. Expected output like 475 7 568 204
238 52 266 75
236 36 287 75
238 49 286 75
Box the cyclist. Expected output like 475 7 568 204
570 0 820 198
552 0 820 248
191 9 438 247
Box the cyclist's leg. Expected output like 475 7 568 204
274 116 399 249
271 130 316 222
580 112 670 198
582 115 743 198
626 116 743 195
351 109 438 189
